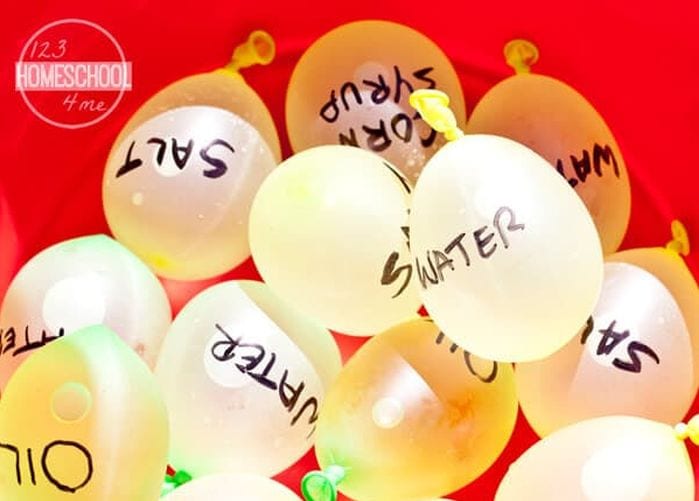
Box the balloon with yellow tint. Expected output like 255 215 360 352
495 415 695 501
516 221 698 436
163 474 301 500
286 20 465 182
0 325 168 500
0 234 171 392
409 90 603 362
467 40 631 254
155 280 341 478
103 31 280 280
302 318 518 501
249 145 419 336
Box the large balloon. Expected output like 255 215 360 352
286 20 465 182
249 145 420 336
0 234 171 392
409 90 603 362
516 260 695 437
155 280 341 478
466 40 631 254
0 325 169 500
103 31 280 280
163 473 301 500
303 318 518 501
495 415 695 500
607 221 699 390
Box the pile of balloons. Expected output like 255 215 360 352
1 20 697 501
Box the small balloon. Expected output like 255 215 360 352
409 90 603 362
155 280 341 477
0 234 171 392
249 145 420 336
303 318 518 501
163 474 301 500
466 40 631 254
495 415 695 501
0 325 169 500
103 31 280 280
516 260 695 437
286 20 465 182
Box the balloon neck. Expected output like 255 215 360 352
409 89 464 142
665 219 690 256
675 415 699 444
504 39 539 74
221 30 275 75
161 469 192 496
301 464 346 501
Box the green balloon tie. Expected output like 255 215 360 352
161 469 193 497
301 465 346 501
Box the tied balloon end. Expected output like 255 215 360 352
504 39 539 74
301 465 346 501
675 415 699 445
665 220 690 256
161 469 192 496
409 89 464 142
224 30 275 74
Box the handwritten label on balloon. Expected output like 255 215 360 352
580 316 660 373
321 65 438 153
555 143 620 188
202 285 325 438
412 206 525 290
435 330 498 383
207 324 320 430
0 439 93 493
0 325 65 359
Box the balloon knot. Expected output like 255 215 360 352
224 30 275 74
504 39 539 74
301 465 346 501
675 415 699 444
409 89 464 142
666 220 690 256
161 469 192 496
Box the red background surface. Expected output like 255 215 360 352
2 1 699 499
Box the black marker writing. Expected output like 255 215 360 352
556 143 621 188
581 318 660 373
435 331 498 383
0 325 65 359
115 137 235 179
0 440 93 493
210 323 320 429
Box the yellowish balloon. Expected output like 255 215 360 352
408 90 603 362
607 221 699 391
0 234 171 393
103 31 280 280
249 145 420 336
155 280 341 478
286 20 465 182
516 260 695 437
303 318 518 501
466 40 631 254
163 474 301 501
495 415 695 501
113 31 280 161
0 325 169 500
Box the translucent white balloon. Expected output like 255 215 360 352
0 234 171 392
409 132 603 362
517 261 695 436
163 474 300 500
103 105 277 280
496 415 694 501
155 280 341 477
249 145 420 336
